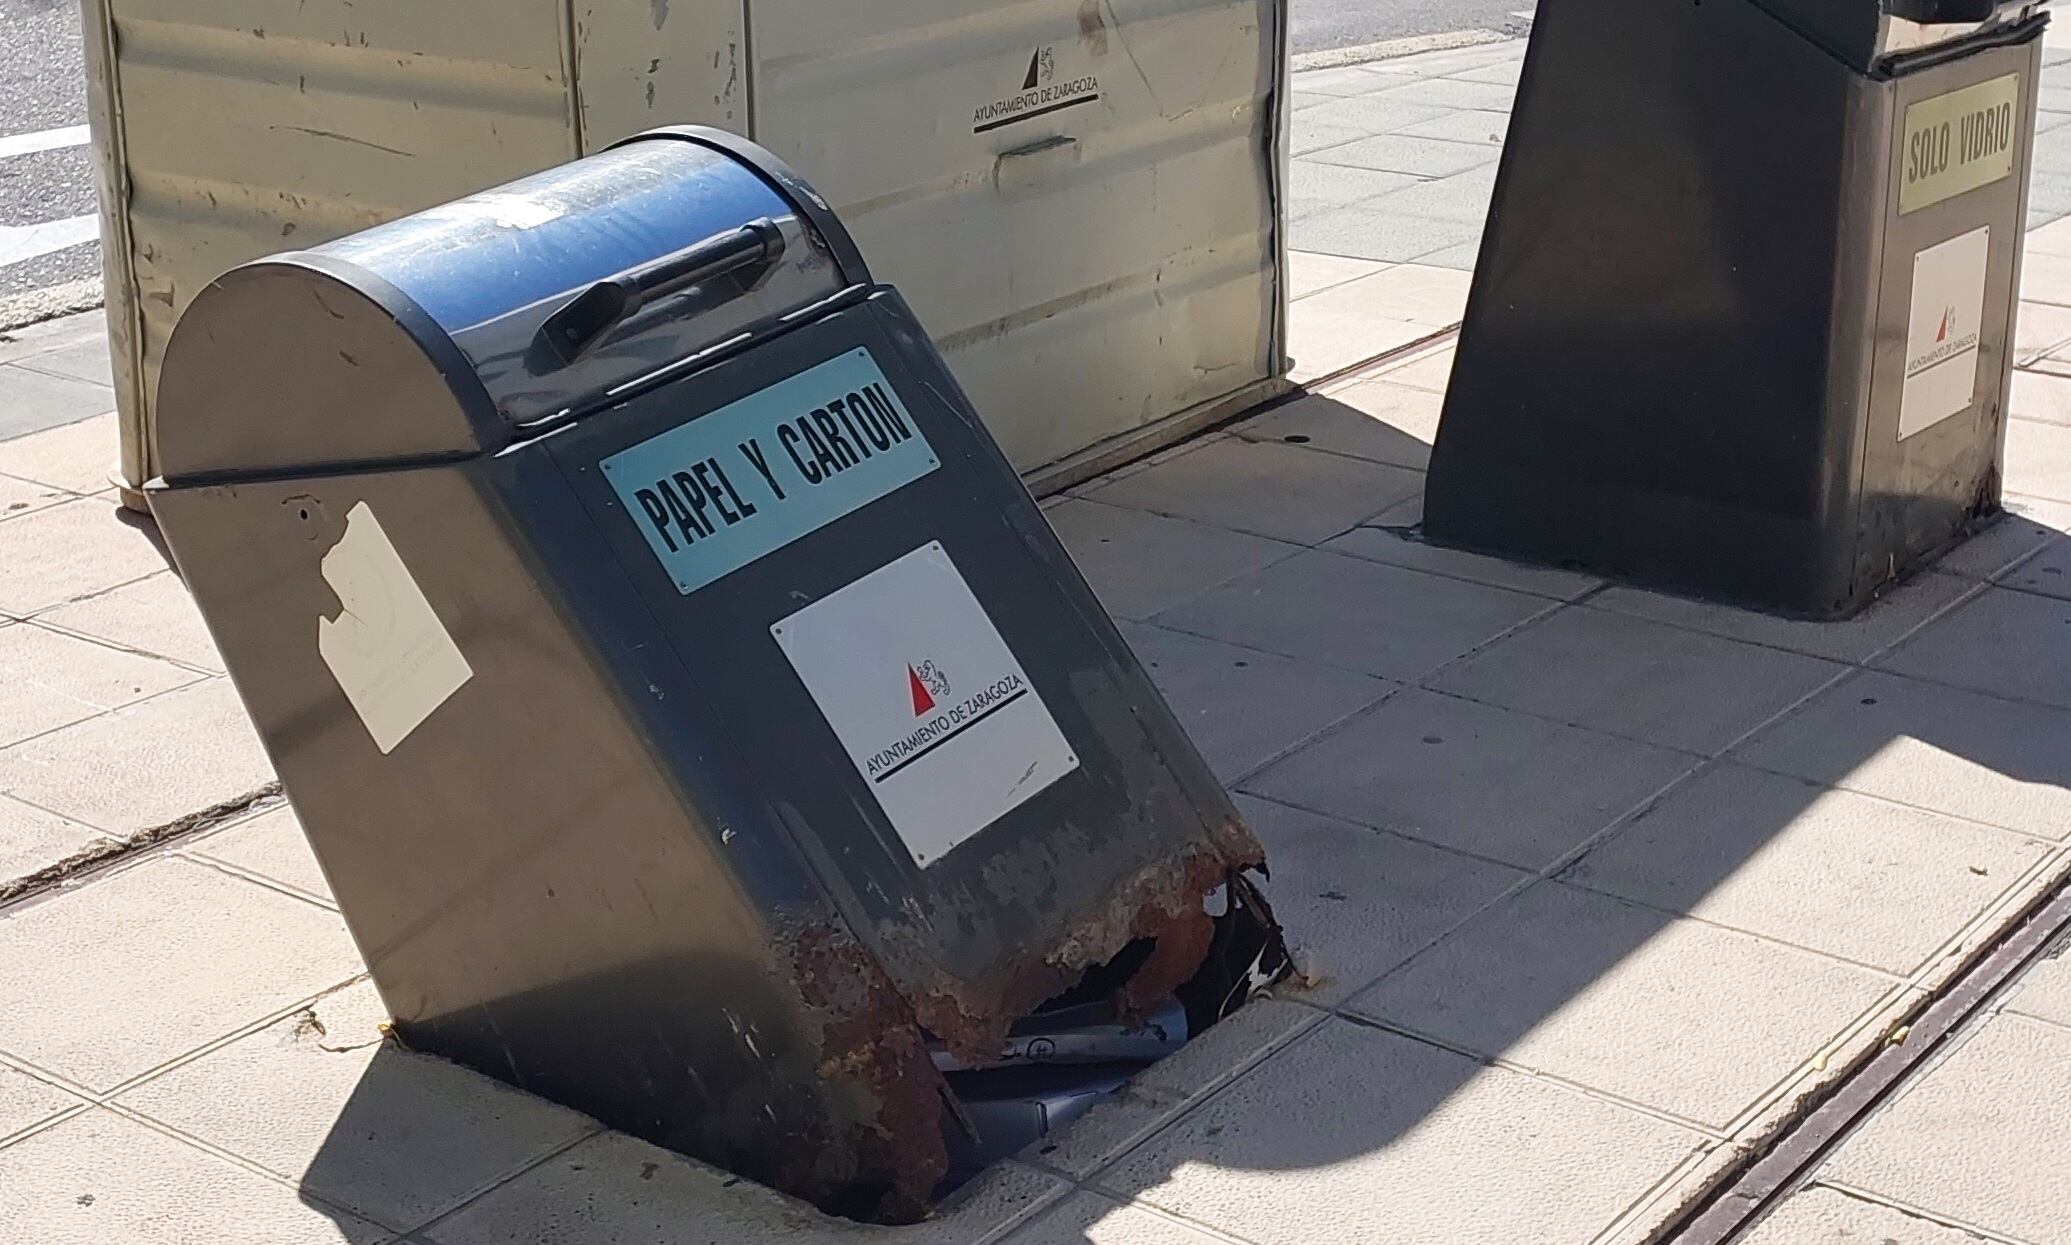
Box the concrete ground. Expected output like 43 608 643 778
1739 926 2071 1245
5 31 2071 1245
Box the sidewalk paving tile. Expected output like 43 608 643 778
0 410 117 494
1024 1001 1322 1180
2004 414 2071 501
1930 494 2071 581
0 471 71 522
1822 1014 2071 1245
1001 1193 1228 1245
1123 623 1393 782
0 678 274 836
1084 437 1423 545
1286 290 1434 380
0 1108 385 1244
34 570 226 672
0 857 361 1091
0 497 169 617
1243 688 1696 871
0 1062 82 1139
1290 119 1367 159
0 623 201 747
1562 763 2048 975
1236 794 1526 1004
1587 569 1975 664
2022 250 2071 306
1350 880 1896 1128
1323 523 1604 600
0 311 106 368
1300 94 1453 138
1288 163 1421 223
1734 669 2071 841
1045 498 1298 622
1155 550 1551 682
1434 607 1847 756
1328 373 1448 451
1286 250 1389 300
2026 214 2071 258
1296 207 1483 267
423 1131 1065 1245
1997 505 2071 597
1371 75 1519 112
1099 1020 1704 1245
0 368 113 443
1358 167 1502 224
1232 384 1439 469
2011 366 2071 423
12 335 114 388
189 805 334 904
1309 133 1499 179
1415 240 1483 271
0 794 103 882
1371 342 1458 392
2004 943 2071 1027
1449 59 1525 86
1287 265 1455 365
1738 1185 1985 1245
1289 64 1405 97
2016 302 2071 363
1315 262 1472 328
120 982 594 1233
1394 109 1509 147
1879 586 2071 711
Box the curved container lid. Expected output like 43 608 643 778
315 133 859 429
154 129 869 481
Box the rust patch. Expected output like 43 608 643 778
762 815 1271 1221
912 820 1264 1064
781 922 947 1223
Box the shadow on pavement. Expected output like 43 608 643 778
295 397 2071 1243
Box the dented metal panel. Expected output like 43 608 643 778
571 0 747 144
87 0 1283 492
745 0 1284 476
88 0 589 486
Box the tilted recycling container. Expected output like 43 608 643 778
146 129 1280 1220
1425 0 2047 616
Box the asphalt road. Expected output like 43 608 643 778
0 0 1527 318
0 0 97 307
1291 0 1531 55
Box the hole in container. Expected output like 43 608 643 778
930 871 1289 1191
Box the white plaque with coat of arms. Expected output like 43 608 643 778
771 541 1078 867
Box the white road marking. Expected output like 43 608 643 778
0 124 91 161
0 214 99 269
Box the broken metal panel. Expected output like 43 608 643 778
147 130 1282 1221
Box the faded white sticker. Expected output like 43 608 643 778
1900 225 1991 440
771 542 1078 867
317 502 473 754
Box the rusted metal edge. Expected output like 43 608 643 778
774 821 1272 1224
1660 870 2071 1245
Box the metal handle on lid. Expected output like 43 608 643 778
533 217 787 368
